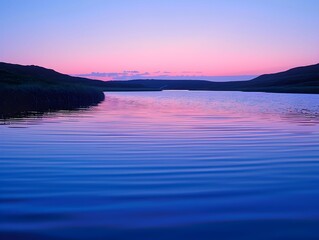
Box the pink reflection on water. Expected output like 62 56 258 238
3 91 319 136
90 92 319 133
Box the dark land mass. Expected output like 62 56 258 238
0 62 106 117
110 63 319 93
1 62 318 117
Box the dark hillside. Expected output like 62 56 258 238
247 63 319 88
112 64 319 93
0 62 105 117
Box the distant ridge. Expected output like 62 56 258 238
248 63 319 87
110 63 319 93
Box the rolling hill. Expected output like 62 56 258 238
109 63 319 93
0 62 105 116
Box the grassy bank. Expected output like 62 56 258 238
0 84 105 118
0 63 105 117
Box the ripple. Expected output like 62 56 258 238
1 91 319 239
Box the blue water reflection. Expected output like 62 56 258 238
1 91 319 240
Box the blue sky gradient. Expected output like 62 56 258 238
1 0 318 79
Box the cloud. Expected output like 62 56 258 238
123 70 140 74
75 71 257 81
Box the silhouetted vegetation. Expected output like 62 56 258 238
0 62 105 117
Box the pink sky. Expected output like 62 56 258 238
1 1 318 80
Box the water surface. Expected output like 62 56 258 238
1 91 319 240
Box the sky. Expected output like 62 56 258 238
0 0 319 80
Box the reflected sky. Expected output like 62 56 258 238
3 91 319 128
1 91 319 240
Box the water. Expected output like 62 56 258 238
1 91 319 240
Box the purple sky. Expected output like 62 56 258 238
1 0 318 80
